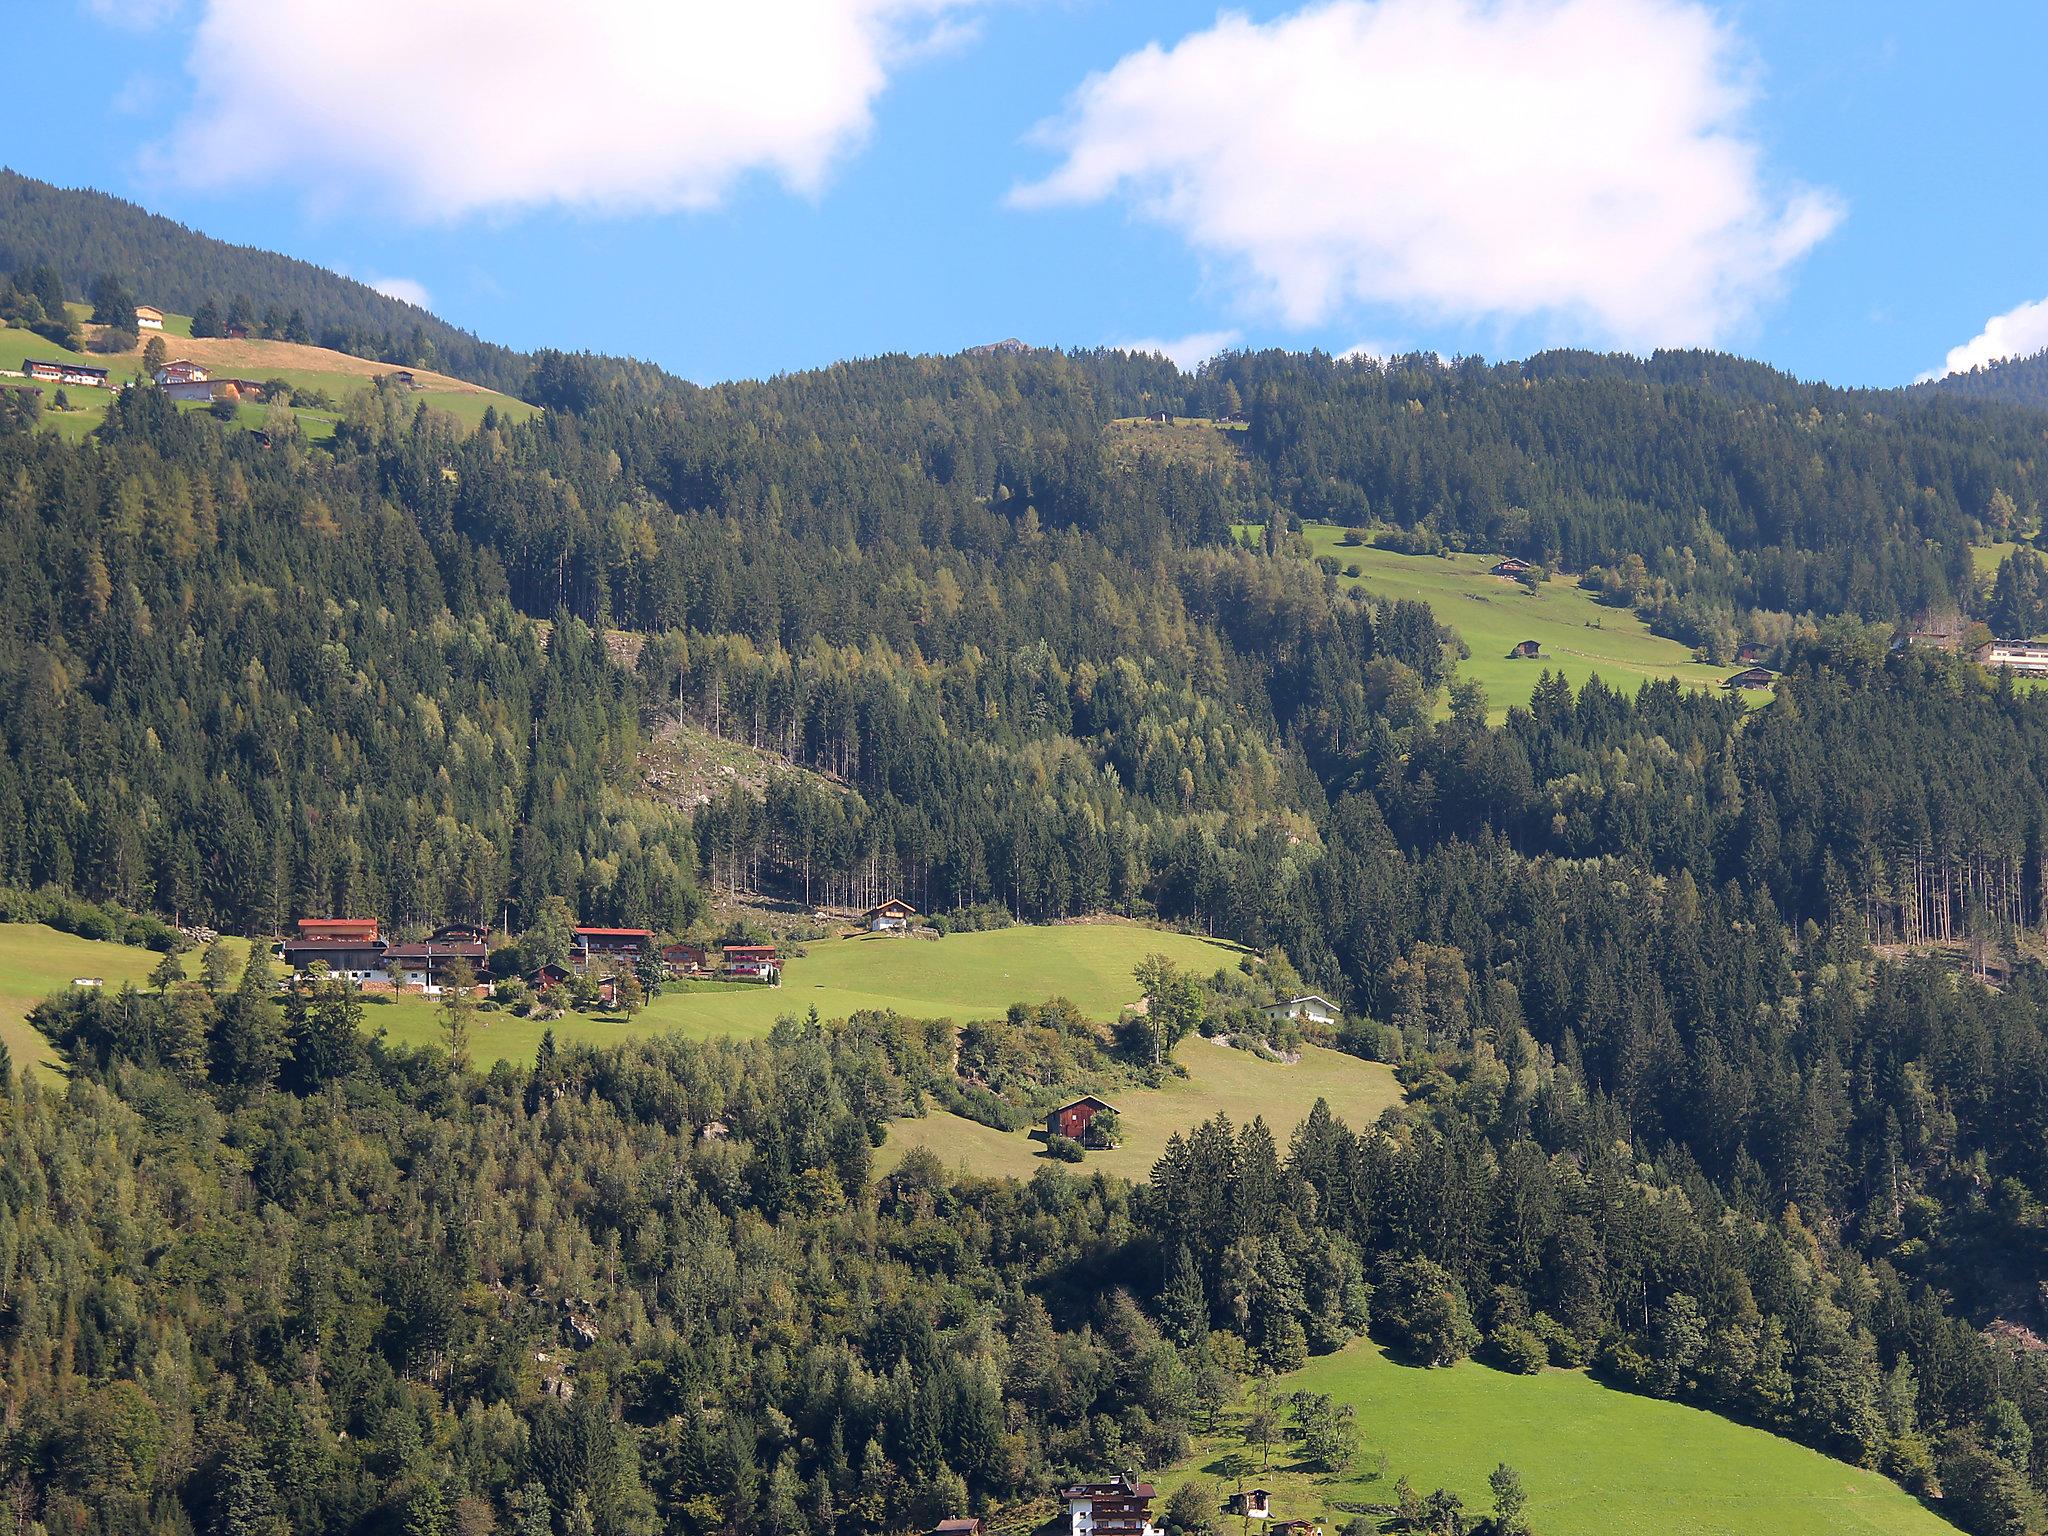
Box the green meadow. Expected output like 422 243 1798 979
880 1038 1401 1181
1 311 532 440
0 925 254 1077
361 920 1246 1064
1301 527 1740 715
1164 1338 1958 1536
3 918 1246 1073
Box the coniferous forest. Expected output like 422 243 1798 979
12 265 2048 1536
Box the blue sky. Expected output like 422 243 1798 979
6 0 2046 387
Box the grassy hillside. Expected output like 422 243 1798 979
0 308 535 438
1164 1339 1958 1536
2 916 1248 1072
0 925 253 1077
373 920 1244 1064
880 1038 1401 1180
1304 529 1740 715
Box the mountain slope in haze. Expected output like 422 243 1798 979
0 168 528 392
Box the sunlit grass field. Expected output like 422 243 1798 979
361 920 1246 1065
880 1037 1401 1181
1162 1338 1959 1536
1301 527 1742 716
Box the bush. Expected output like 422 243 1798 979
88 327 137 355
931 901 1014 934
1376 1255 1479 1366
1045 1134 1084 1162
1532 1311 1585 1367
1163 1481 1215 1536
1599 1339 1658 1394
1491 1324 1548 1375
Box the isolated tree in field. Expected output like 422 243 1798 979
191 298 221 338
1242 1379 1281 1471
142 334 167 375
617 972 645 1020
441 957 477 1070
200 939 235 995
1135 952 1202 1065
149 949 185 991
1488 1463 1527 1534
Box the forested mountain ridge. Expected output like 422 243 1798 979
16 200 2048 1536
0 169 528 390
1922 348 2048 411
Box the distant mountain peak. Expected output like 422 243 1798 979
965 337 1031 356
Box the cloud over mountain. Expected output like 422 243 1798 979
1015 0 1840 349
157 0 977 218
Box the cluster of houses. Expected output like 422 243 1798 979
1035 1473 1318 1536
278 917 788 995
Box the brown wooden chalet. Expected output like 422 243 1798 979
933 1520 983 1536
1060 1474 1158 1536
1230 1491 1271 1519
1047 1095 1117 1143
662 941 709 974
572 926 652 970
1490 555 1533 577
1724 666 1776 691
864 898 918 932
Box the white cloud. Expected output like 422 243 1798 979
1923 296 2048 381
1015 0 1841 349
153 0 978 218
369 276 432 310
1113 330 1242 371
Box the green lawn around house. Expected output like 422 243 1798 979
1161 1338 1959 1536
373 920 1247 1064
2 918 1251 1074
1300 528 1743 717
879 1037 1402 1181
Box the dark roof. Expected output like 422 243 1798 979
1062 1477 1156 1500
383 941 488 962
1052 1095 1118 1114
575 926 652 938
282 938 386 953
